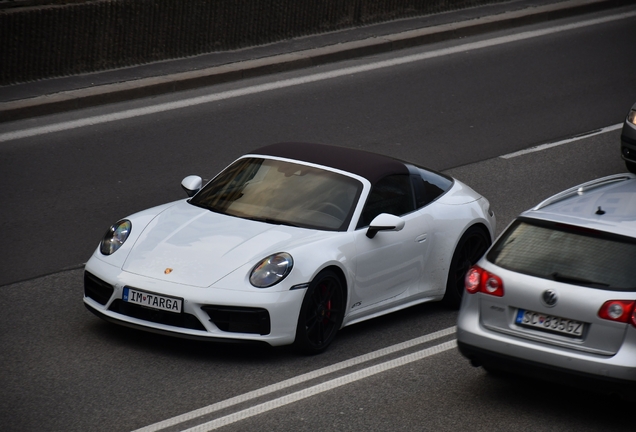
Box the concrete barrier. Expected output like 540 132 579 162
0 0 506 85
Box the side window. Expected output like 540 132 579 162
357 175 415 228
411 174 445 209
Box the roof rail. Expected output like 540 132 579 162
532 174 634 211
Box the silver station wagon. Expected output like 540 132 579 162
457 173 636 397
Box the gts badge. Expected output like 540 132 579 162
351 302 362 309
490 305 505 312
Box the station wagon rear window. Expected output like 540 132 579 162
487 218 636 291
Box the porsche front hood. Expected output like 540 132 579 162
122 202 302 287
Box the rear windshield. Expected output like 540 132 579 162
487 218 636 291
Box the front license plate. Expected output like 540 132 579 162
123 287 183 313
515 309 584 337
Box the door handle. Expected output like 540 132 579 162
415 234 427 243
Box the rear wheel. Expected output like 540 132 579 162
443 226 491 308
294 270 345 355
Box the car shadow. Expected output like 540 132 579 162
466 368 634 429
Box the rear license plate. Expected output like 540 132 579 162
515 309 584 336
123 287 182 313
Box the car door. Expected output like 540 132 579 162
350 174 430 313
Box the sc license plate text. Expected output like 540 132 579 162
516 309 583 336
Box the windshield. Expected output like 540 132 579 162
487 219 636 291
190 158 362 231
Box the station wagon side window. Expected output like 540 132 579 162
357 174 415 228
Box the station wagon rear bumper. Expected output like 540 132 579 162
457 340 636 399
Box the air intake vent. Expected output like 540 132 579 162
202 305 271 335
84 272 114 305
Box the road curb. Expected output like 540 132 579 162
0 0 628 122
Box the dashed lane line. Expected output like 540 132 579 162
133 326 456 432
500 123 622 159
1 10 635 144
182 340 458 432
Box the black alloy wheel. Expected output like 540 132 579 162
443 226 491 308
294 269 345 354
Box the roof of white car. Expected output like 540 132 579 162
251 142 410 185
521 173 636 238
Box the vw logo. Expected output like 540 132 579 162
542 289 558 307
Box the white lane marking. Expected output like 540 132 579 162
2 10 636 144
133 326 456 432
500 123 623 159
183 340 457 432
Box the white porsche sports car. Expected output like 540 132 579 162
84 142 495 353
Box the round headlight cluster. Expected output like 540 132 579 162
250 253 293 288
100 220 132 255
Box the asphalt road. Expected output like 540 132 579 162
1 6 636 432
1 6 636 288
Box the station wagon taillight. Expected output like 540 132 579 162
598 300 636 327
465 266 504 297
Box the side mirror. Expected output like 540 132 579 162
366 213 405 239
181 175 202 197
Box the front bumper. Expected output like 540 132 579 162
83 257 307 347
84 303 268 346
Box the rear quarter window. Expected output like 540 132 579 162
411 167 453 209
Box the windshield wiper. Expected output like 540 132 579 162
188 202 300 227
188 200 214 211
551 272 609 287
244 216 300 227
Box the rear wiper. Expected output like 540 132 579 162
551 272 609 287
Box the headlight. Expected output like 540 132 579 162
629 109 636 126
249 253 293 288
100 220 131 255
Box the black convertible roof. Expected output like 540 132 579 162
250 142 409 185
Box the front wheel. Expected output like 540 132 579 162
443 226 491 308
625 161 636 174
294 269 345 355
